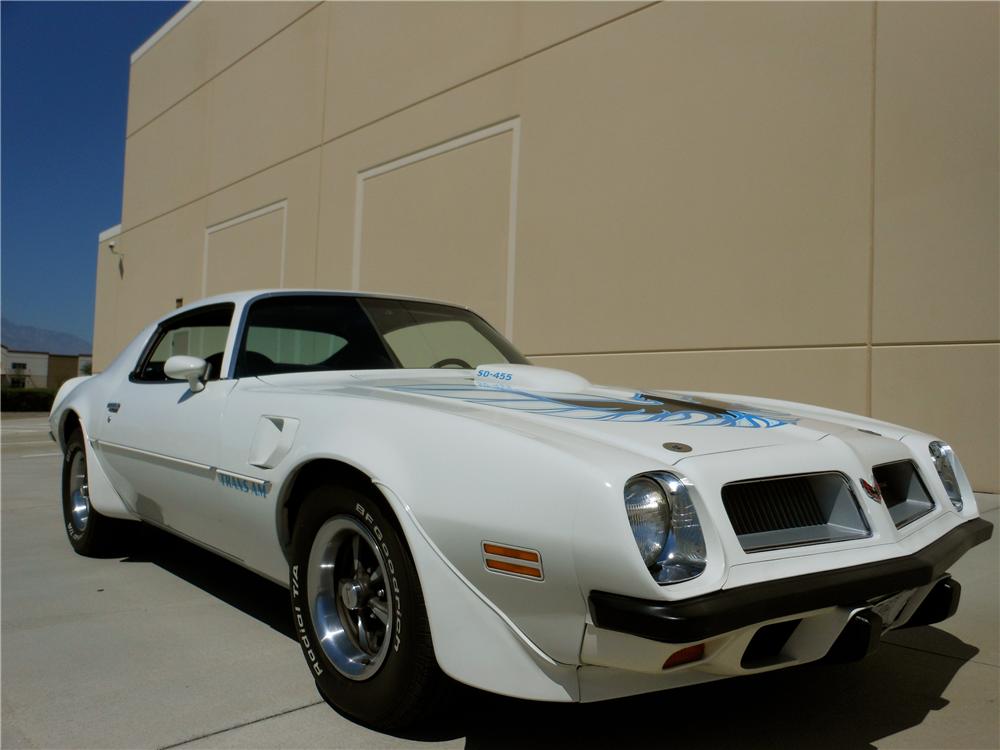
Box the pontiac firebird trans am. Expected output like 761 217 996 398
50 290 991 729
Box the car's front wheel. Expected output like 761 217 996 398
289 482 450 730
61 429 130 556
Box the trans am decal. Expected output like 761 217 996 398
389 385 795 428
217 470 271 497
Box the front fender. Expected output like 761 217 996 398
222 385 663 675
48 368 137 521
374 482 579 701
74 418 138 521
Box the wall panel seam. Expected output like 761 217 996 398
312 3 333 285
866 1 878 417
326 2 660 145
126 2 324 139
119 3 663 235
528 344 870 358
528 341 1000 358
872 340 1000 349
122 143 321 234
124 2 655 143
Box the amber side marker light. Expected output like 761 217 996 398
662 643 705 669
482 542 543 580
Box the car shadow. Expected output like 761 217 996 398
121 524 980 749
120 523 294 639
453 634 979 750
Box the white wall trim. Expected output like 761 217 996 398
351 117 522 338
131 1 201 65
504 120 521 340
202 200 288 297
98 224 122 243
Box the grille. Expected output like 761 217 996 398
723 476 825 535
872 460 934 528
722 472 870 552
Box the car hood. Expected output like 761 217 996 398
255 366 911 465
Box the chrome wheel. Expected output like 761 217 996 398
68 450 90 533
307 516 393 680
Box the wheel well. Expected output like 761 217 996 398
61 411 82 451
278 458 377 559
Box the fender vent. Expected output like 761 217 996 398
722 472 870 552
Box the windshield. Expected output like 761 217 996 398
234 294 528 377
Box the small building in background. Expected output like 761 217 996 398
1 346 49 388
47 355 83 392
1 345 92 390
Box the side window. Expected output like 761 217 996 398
133 304 234 383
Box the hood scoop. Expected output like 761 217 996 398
473 364 590 392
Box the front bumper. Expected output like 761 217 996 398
589 517 992 644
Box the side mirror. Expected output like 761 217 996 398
164 355 208 393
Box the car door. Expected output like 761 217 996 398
97 303 237 548
207 293 398 573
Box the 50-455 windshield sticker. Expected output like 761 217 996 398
389 385 795 428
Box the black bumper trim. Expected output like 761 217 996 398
589 517 992 644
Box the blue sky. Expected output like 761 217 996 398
2 1 184 343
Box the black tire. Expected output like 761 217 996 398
289 482 450 730
61 429 129 556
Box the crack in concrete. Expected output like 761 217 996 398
158 701 325 749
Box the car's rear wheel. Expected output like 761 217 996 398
289 482 450 730
61 429 129 556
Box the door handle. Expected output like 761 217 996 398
107 402 121 413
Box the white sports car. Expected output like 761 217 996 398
50 290 992 729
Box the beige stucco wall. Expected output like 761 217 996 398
93 1 999 491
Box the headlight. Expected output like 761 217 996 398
624 477 670 566
929 441 964 510
624 473 707 584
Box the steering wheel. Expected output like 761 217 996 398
431 357 472 369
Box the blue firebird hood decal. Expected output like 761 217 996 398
388 385 796 428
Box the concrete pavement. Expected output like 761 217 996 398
2 412 998 749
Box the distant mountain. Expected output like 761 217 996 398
1 317 92 356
